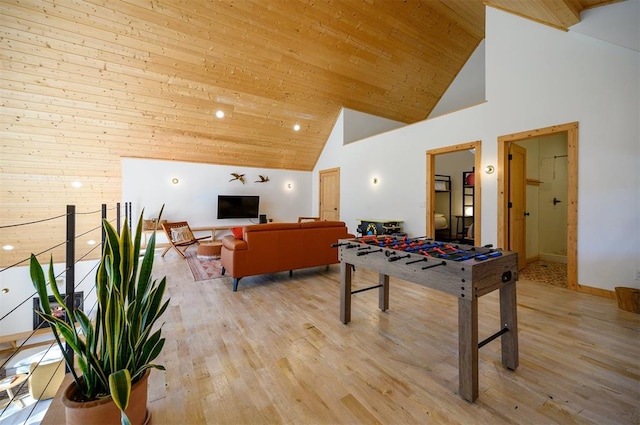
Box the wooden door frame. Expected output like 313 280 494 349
426 141 482 242
497 122 579 291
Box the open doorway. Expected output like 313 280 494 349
426 141 482 243
497 122 578 290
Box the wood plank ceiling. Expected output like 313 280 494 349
0 0 614 266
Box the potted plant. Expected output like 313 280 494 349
30 211 169 425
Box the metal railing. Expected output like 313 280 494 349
0 202 131 421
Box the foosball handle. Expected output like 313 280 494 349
475 251 503 261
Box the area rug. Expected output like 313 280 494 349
185 251 224 281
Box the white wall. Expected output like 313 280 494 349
315 103 489 239
429 40 486 119
122 158 312 227
312 4 640 291
343 109 406 144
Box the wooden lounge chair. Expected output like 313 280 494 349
161 221 211 259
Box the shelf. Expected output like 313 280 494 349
142 225 233 248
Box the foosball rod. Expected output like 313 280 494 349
422 261 446 270
478 326 510 349
351 284 384 295
357 248 383 256
331 242 359 249
405 257 429 265
388 253 410 262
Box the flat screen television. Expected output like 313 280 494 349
217 195 260 219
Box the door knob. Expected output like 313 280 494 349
553 197 562 205
524 212 530 216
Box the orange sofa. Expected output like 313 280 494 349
220 221 353 291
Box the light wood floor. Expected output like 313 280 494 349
145 253 639 425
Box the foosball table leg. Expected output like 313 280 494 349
500 282 519 370
340 261 353 324
458 297 479 403
378 273 389 312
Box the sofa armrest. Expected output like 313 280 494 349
221 235 248 251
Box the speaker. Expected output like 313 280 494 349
259 214 267 224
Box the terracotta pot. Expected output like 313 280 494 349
62 370 151 425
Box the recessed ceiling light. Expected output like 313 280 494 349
71 181 82 188
293 124 300 131
216 110 225 119
87 240 96 246
2 245 14 251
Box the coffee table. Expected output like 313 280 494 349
0 373 28 407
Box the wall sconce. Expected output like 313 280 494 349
287 183 293 189
485 165 495 174
171 178 179 185
372 177 379 184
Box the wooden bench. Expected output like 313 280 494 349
0 328 55 354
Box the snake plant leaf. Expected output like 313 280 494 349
29 255 51 313
140 279 168 330
109 369 131 425
137 329 164 364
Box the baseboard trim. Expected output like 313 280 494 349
577 284 615 299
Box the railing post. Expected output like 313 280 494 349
65 204 76 371
128 202 132 229
101 204 107 249
116 202 121 235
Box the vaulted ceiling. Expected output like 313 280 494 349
1 0 614 171
0 0 617 266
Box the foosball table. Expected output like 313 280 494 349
336 235 519 402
